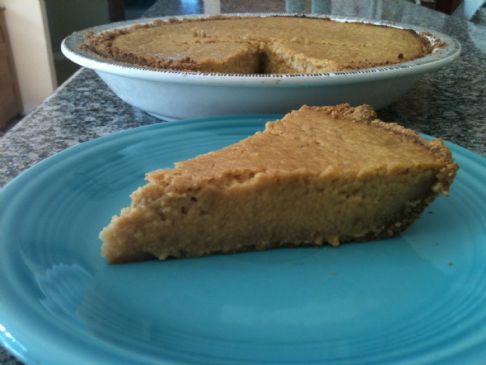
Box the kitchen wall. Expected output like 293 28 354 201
0 0 56 114
44 0 111 84
0 0 113 115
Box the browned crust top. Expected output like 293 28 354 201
146 104 457 198
80 15 434 74
298 104 457 194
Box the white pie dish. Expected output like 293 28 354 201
61 14 461 121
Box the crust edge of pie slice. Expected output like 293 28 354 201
100 104 458 263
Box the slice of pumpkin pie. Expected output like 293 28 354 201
100 104 457 263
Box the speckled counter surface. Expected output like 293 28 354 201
1 1 486 189
1 0 486 363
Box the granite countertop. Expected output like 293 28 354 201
1 1 486 189
1 0 486 363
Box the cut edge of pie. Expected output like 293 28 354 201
100 104 458 264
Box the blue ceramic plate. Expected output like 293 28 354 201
1 116 486 365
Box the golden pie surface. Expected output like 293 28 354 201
83 16 432 74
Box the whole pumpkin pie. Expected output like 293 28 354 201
82 16 433 74
100 104 457 263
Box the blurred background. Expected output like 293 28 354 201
0 0 485 131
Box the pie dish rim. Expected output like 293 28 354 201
61 13 461 85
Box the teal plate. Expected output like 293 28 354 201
1 116 486 365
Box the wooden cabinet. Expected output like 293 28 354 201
0 7 21 128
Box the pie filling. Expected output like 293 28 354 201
100 104 457 263
82 16 433 74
